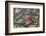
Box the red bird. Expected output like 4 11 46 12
25 16 33 24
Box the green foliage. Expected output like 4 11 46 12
15 11 39 27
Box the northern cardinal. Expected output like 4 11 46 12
25 16 33 24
